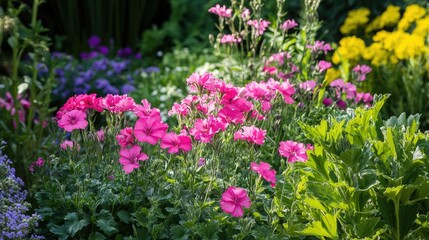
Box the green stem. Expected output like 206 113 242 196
394 199 400 240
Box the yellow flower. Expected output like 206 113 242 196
398 4 427 31
393 33 425 60
332 36 366 64
413 16 429 38
324 68 341 83
372 30 389 42
340 8 371 35
366 5 401 32
363 43 389 66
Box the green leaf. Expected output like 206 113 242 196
96 210 119 236
117 210 131 224
64 212 90 237
170 225 189 240
89 231 107 240
196 221 219 240
49 224 69 240
385 127 397 159
304 197 327 213
355 217 380 238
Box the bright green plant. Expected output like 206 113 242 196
291 95 429 239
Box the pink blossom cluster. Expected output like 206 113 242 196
234 126 266 145
220 34 242 44
0 92 34 128
169 72 296 143
263 52 299 81
247 19 271 37
353 64 372 81
208 4 232 18
29 157 44 173
116 99 192 173
56 94 136 132
306 40 333 55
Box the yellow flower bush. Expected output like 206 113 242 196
338 4 429 65
340 8 370 35
398 4 426 31
332 36 366 64
335 3 429 130
365 5 401 33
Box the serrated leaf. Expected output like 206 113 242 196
304 198 327 213
355 217 380 238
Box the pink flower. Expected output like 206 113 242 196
96 129 105 142
336 99 347 109
266 52 291 66
247 19 270 37
306 40 332 55
56 94 103 119
100 94 135 113
220 186 251 217
241 8 250 20
275 81 295 104
280 19 298 31
250 161 276 187
186 72 219 93
198 157 206 166
160 132 192 154
299 80 317 91
220 34 242 44
60 140 80 150
323 98 333 106
234 126 266 145
57 110 88 132
119 145 149 174
190 115 227 143
279 140 308 163
116 127 135 148
353 64 372 81
208 4 232 18
134 99 161 120
29 157 45 173
134 116 168 145
355 92 373 105
317 60 332 72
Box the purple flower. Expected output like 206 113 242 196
117 47 133 58
0 144 41 239
97 45 109 55
353 64 372 81
88 35 101 48
121 84 135 94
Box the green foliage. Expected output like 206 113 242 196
294 95 429 239
0 0 56 187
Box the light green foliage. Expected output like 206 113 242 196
294 95 429 239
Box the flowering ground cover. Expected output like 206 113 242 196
1 0 429 239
